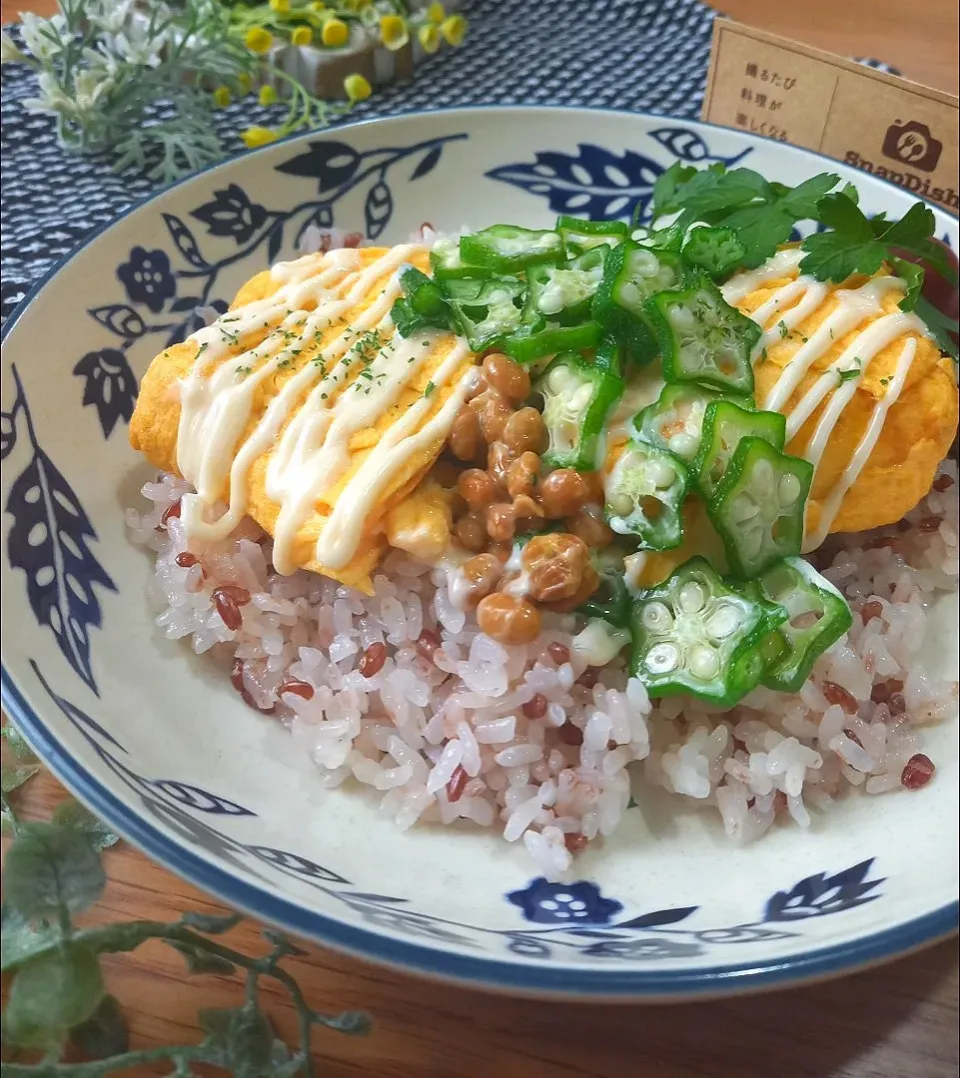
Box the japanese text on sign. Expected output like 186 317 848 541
702 19 959 216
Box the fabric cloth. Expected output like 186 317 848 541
0 0 897 323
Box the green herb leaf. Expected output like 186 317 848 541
892 258 925 310
914 296 960 360
798 194 886 281
2 721 38 760
4 944 105 1048
801 194 959 291
69 993 130 1060
52 798 121 852
650 161 699 217
655 166 840 268
837 366 861 384
2 760 41 794
4 820 106 920
881 203 958 283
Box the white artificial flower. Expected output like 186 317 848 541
107 13 171 69
19 12 68 62
72 67 115 113
22 70 73 115
81 44 121 81
84 0 139 37
0 29 25 62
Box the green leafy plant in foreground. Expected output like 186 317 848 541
1 728 370 1075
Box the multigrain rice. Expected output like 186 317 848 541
127 459 959 879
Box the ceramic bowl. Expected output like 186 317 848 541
2 106 957 1000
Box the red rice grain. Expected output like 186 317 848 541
522 693 548 719
358 642 387 678
822 680 859 713
446 765 468 803
278 677 315 700
901 753 935 789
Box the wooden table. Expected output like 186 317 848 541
2 2 958 1075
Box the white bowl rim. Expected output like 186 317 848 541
2 103 958 1001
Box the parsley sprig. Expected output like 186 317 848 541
799 193 959 358
652 162 959 359
651 162 842 268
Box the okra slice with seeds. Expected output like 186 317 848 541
592 240 686 363
629 556 773 706
754 557 853 692
536 351 624 471
430 236 483 281
556 215 629 256
524 247 608 328
604 440 690 550
708 437 813 579
633 383 748 464
682 225 747 280
459 225 564 273
694 399 785 500
444 276 526 351
644 273 760 395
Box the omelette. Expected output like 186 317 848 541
131 239 956 597
130 244 477 594
721 248 957 547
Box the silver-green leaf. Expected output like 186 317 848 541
1 760 41 793
1 903 61 972
52 797 121 851
69 993 130 1059
4 944 106 1048
4 820 106 919
1 722 38 760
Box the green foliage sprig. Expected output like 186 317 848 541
1 726 370 1075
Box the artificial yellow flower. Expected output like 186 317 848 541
343 73 372 102
244 27 274 55
321 17 349 46
440 14 467 46
241 126 279 148
417 24 440 54
291 25 314 46
212 85 231 108
258 84 279 105
379 14 409 51
426 2 445 23
269 0 290 11
238 72 253 93
308 0 326 9
343 0 369 11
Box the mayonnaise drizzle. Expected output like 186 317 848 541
723 254 931 548
316 345 474 569
173 242 472 573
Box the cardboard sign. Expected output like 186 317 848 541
702 19 959 216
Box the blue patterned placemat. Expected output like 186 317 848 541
0 0 896 324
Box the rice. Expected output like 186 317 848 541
126 459 959 880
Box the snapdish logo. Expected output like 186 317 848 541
843 133 958 213
881 120 943 172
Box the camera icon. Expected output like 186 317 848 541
882 121 943 172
